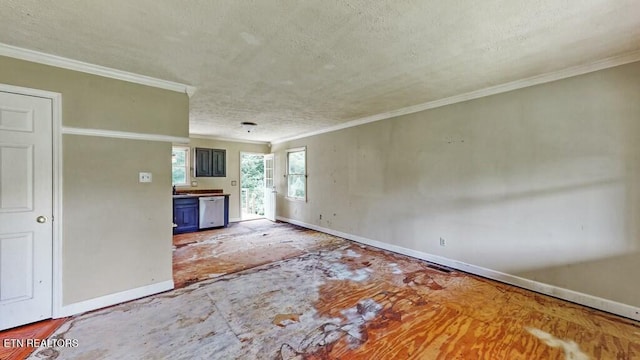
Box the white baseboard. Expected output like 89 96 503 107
229 217 242 223
277 216 640 321
54 280 174 318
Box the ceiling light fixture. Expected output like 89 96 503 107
241 121 258 133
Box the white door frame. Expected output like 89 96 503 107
0 83 63 320
263 153 276 222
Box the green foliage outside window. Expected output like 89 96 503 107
287 150 305 199
172 147 189 186
241 154 265 215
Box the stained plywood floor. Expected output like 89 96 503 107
173 219 345 287
174 220 640 359
22 220 640 359
0 319 67 360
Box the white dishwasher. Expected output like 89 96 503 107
199 196 225 229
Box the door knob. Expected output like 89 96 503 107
36 216 47 223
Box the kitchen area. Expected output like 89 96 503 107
173 189 230 234
172 145 230 234
170 138 279 289
171 137 271 234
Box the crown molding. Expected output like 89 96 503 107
0 42 196 97
63 127 190 143
189 134 270 145
271 49 640 144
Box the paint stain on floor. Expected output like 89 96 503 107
526 327 589 360
173 220 345 288
27 241 640 360
272 313 302 327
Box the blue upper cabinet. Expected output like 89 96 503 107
195 147 212 177
195 148 226 177
212 149 225 177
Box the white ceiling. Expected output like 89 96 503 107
1 1 639 143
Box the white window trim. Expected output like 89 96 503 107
172 145 190 187
286 146 307 202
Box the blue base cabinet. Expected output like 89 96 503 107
224 196 229 227
173 197 199 234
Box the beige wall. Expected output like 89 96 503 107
63 137 173 302
273 61 640 307
178 138 270 220
0 56 189 305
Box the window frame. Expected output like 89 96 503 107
286 147 307 201
172 146 190 187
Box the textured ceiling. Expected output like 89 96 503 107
1 1 639 142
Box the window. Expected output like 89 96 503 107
172 146 190 186
287 147 306 200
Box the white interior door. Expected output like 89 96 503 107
263 154 276 222
0 91 53 330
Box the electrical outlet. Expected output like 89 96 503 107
139 172 152 183
439 237 446 246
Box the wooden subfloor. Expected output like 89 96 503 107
172 219 344 288
172 220 640 359
5 220 640 359
0 319 67 360
304 245 640 359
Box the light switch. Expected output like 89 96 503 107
139 172 152 183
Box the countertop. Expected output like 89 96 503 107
173 193 230 198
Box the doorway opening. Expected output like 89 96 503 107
240 153 265 220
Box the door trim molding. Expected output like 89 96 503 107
263 153 276 222
0 83 64 321
276 216 640 322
